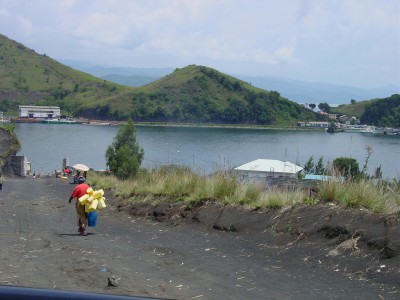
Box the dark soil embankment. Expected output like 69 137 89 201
0 126 20 171
116 198 400 286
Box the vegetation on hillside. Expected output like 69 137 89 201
0 124 20 170
2 34 397 127
0 34 129 116
332 94 400 127
118 65 323 126
0 34 323 126
359 94 400 127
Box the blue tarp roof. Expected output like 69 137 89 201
304 174 343 182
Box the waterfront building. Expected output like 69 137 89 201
19 105 61 118
297 121 329 128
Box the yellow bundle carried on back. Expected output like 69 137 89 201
89 199 98 211
92 189 104 199
86 187 94 195
97 197 106 210
78 194 89 205
85 203 92 213
80 187 107 211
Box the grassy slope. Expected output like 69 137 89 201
332 99 380 119
0 34 320 125
0 34 130 115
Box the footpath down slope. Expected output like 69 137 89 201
0 176 399 300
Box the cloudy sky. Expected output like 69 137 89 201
0 0 399 88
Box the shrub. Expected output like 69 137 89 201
105 118 144 179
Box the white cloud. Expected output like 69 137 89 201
0 0 398 87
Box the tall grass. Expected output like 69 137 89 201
87 166 400 213
318 178 396 213
252 188 306 209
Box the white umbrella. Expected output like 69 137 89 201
72 163 90 172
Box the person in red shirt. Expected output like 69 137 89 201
68 176 90 236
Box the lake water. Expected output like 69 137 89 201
15 123 400 179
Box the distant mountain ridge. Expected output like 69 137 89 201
63 60 399 105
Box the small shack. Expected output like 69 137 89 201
234 159 303 183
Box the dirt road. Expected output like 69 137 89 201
0 176 398 299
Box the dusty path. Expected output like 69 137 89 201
0 176 398 299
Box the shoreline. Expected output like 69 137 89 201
9 117 326 132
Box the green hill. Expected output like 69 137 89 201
0 34 129 115
0 34 322 126
333 99 379 119
332 94 400 127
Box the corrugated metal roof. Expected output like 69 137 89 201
234 159 303 174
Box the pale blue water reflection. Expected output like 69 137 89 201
15 123 400 178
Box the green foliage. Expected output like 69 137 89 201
333 94 400 128
87 166 400 213
303 156 326 175
333 157 360 180
105 119 144 179
0 34 125 116
360 94 400 127
315 157 326 175
319 180 387 213
318 102 331 113
0 34 322 126
303 156 314 174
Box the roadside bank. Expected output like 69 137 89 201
113 197 400 287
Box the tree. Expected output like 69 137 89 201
315 156 326 175
318 102 331 113
303 156 314 174
309 103 316 110
351 99 356 104
105 118 144 179
333 157 360 180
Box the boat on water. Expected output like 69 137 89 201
343 125 372 133
359 126 386 134
42 118 76 124
369 127 386 134
385 128 399 135
343 125 399 135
